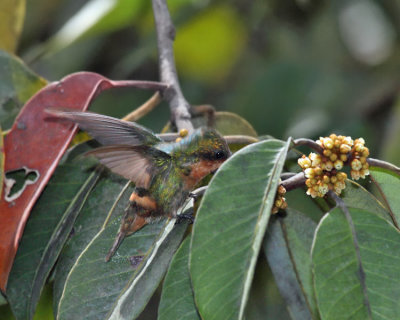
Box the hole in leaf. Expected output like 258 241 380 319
4 167 39 202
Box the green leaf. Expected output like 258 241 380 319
285 187 326 222
158 237 200 320
370 167 400 227
342 180 391 222
312 207 400 320
53 176 131 311
0 50 47 129
0 291 6 306
190 139 290 320
56 200 190 320
264 210 319 320
106 210 190 319
6 143 100 320
0 0 25 52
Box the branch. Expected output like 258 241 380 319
122 92 162 122
152 0 194 133
156 133 259 145
224 135 259 145
281 172 306 192
367 158 400 175
292 138 324 154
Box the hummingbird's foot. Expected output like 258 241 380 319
189 186 207 200
276 210 287 219
176 209 195 225
188 192 198 200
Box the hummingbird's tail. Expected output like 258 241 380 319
105 231 125 262
105 201 149 262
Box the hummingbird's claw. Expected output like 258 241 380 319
188 192 198 200
176 209 195 225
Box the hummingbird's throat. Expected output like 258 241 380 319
183 159 224 189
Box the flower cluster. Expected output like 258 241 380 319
349 138 370 180
298 134 369 198
272 185 287 214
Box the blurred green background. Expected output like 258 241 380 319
15 0 400 166
1 0 400 319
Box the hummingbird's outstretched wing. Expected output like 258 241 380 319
86 145 171 189
46 109 162 146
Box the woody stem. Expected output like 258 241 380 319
152 0 194 133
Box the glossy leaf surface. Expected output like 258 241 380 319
370 167 400 227
312 208 400 320
265 209 318 320
158 237 200 320
190 139 290 320
0 50 46 129
7 143 99 320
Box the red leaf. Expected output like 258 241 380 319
0 72 166 291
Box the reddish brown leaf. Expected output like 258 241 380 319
0 71 167 291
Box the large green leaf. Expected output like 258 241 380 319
56 200 190 320
264 209 319 320
53 176 131 312
106 209 190 319
0 50 47 129
158 237 200 320
6 143 99 320
0 0 25 52
370 167 400 228
312 207 400 320
342 180 391 223
190 139 290 320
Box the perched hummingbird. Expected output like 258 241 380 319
48 110 231 261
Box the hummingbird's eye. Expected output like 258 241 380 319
214 151 226 160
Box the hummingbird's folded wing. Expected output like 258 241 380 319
86 145 170 189
46 109 162 146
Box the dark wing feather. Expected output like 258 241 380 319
86 145 170 189
46 109 161 146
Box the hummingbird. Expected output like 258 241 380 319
47 110 231 261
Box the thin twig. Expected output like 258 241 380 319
224 135 259 145
367 158 400 175
292 138 324 154
152 0 194 133
109 80 168 91
327 191 372 318
156 133 259 145
281 172 306 192
122 92 162 122
156 133 179 142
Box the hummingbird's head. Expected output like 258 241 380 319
175 127 231 188
193 127 231 165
